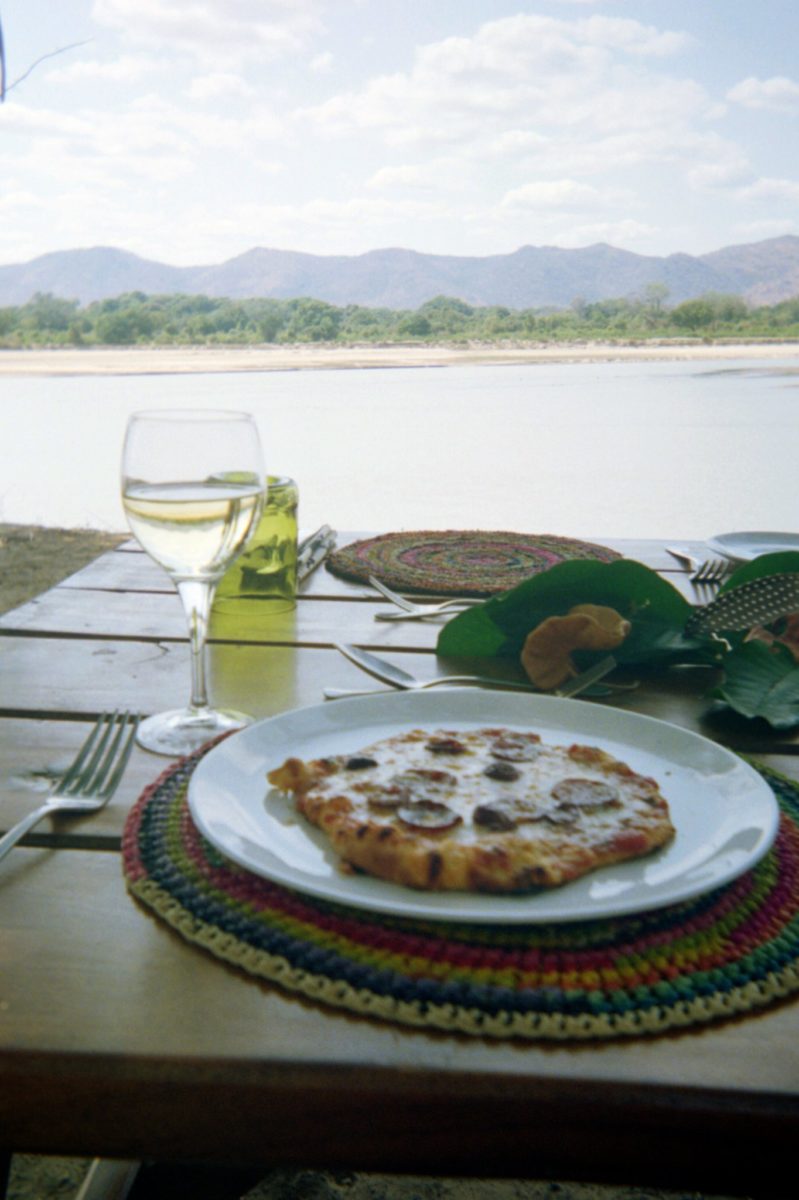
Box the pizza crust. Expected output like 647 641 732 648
267 727 675 894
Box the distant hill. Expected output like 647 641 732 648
1 236 797 309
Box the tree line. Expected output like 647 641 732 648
1 287 798 347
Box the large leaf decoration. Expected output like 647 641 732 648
710 641 799 729
437 559 705 665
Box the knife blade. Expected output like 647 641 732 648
333 644 618 698
666 546 699 571
334 643 417 688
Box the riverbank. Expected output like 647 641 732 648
1 339 798 375
0 524 126 614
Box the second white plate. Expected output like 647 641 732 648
187 689 779 924
707 531 799 561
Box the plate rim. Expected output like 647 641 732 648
187 689 779 925
707 530 799 561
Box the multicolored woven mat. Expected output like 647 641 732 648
122 746 799 1042
326 531 620 596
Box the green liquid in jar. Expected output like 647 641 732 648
212 475 298 619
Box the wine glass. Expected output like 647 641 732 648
121 409 266 756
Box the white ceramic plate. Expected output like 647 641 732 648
187 690 779 925
707 531 799 561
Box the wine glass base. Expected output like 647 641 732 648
136 707 254 757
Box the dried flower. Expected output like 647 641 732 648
521 604 631 690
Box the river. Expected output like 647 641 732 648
1 358 797 540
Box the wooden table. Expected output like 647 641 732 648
1 535 797 1198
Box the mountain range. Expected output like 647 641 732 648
1 235 798 310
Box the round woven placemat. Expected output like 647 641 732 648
326 531 620 596
122 747 799 1042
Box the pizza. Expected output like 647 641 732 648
267 726 675 894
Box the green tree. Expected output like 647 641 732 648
24 292 80 333
670 298 715 331
396 313 432 337
643 282 669 313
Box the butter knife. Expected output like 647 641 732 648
297 525 336 583
330 644 616 698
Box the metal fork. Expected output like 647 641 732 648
368 574 477 621
0 711 140 863
691 558 733 586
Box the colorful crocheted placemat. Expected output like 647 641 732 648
122 746 799 1042
326 531 621 596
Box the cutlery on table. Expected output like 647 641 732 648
298 525 336 583
0 711 140 864
324 643 617 700
368 574 477 621
666 547 733 587
690 558 734 587
666 546 700 571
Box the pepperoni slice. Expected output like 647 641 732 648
426 736 467 755
345 755 378 770
397 800 461 831
551 778 620 811
369 768 457 812
484 761 521 782
490 733 541 762
473 803 518 831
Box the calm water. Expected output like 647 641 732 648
1 359 797 540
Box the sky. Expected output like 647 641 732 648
1 0 798 268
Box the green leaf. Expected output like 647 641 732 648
437 559 703 665
710 641 799 729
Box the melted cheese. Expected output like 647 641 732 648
311 727 665 851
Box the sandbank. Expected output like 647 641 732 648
0 340 798 376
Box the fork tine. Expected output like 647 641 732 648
56 713 115 793
75 712 125 794
59 713 140 799
691 558 730 585
97 713 140 798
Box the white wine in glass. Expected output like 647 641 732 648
121 410 266 756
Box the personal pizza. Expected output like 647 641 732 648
267 726 675 893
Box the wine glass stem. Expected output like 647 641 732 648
175 578 215 714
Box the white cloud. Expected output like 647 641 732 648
4 1 795 265
688 160 752 190
575 16 691 57
554 218 658 247
500 179 629 211
173 193 451 259
727 75 799 112
740 177 799 203
46 55 161 84
734 218 799 242
367 154 478 192
0 87 287 209
310 52 334 74
91 0 326 64
299 13 707 149
186 73 256 100
367 164 428 190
